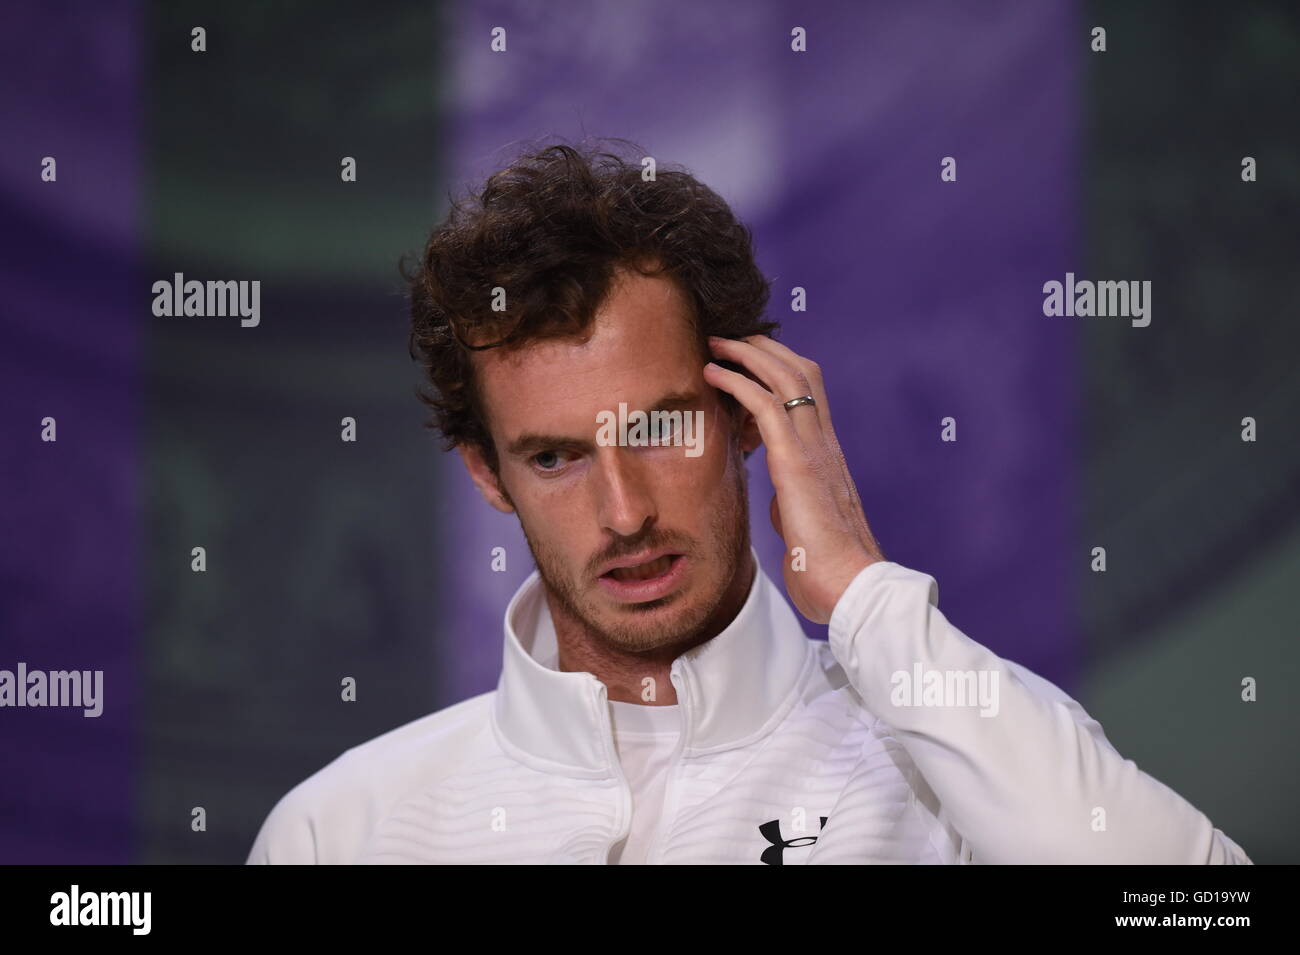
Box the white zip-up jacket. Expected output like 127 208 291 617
246 551 1251 864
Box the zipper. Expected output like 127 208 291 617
644 662 692 865
597 680 635 865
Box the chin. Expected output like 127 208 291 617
593 591 714 652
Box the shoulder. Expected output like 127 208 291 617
246 690 496 864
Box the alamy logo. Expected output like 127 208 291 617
50 885 151 935
595 403 705 457
890 663 1000 717
759 816 828 865
151 272 261 327
1042 272 1151 327
0 663 102 717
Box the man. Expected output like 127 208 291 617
247 143 1250 864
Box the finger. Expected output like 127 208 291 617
728 336 868 532
707 336 826 452
701 360 805 472
742 335 834 423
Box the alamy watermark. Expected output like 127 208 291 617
50 885 150 935
0 663 103 717
1042 272 1151 327
595 403 704 457
890 663 1000 717
152 272 260 327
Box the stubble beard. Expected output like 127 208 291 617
518 446 752 655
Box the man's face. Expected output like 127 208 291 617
465 266 757 653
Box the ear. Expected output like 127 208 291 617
458 443 515 514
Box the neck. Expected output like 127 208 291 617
547 550 756 706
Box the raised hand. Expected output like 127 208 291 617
704 335 884 624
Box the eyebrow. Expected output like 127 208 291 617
504 390 701 458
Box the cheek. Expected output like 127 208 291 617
653 441 735 512
501 470 575 535
516 489 582 537
512 476 609 559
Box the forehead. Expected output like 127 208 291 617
474 269 704 441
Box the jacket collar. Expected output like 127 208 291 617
492 547 816 777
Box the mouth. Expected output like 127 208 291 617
597 552 686 603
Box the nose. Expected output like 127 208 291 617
592 446 656 539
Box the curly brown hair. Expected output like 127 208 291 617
405 139 778 471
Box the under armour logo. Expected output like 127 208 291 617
758 816 828 865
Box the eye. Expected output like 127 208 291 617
531 449 575 473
